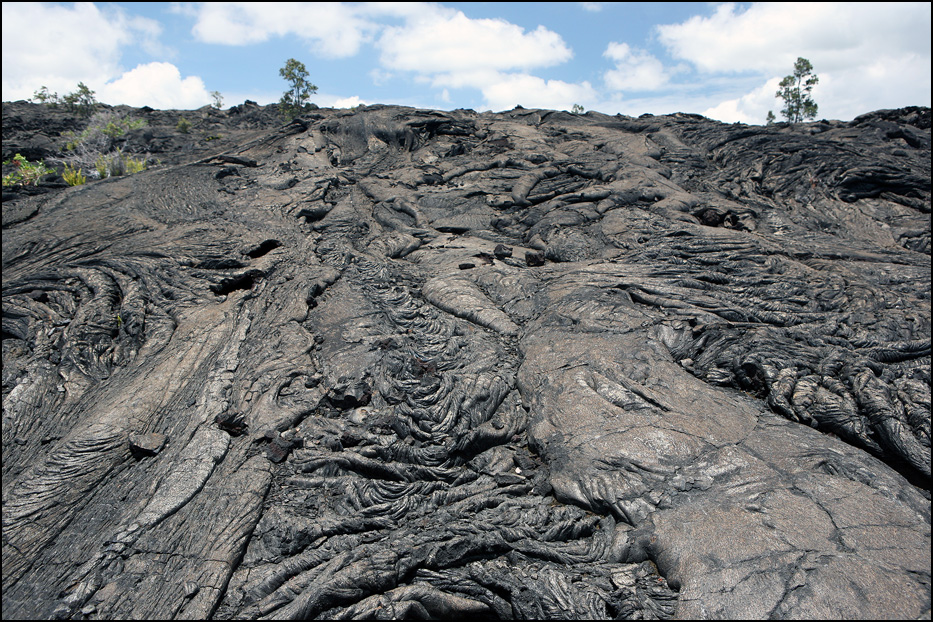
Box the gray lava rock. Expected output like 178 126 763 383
525 249 546 266
2 101 930 620
128 432 168 458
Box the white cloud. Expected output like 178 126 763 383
372 5 578 112
579 2 605 12
603 42 670 92
702 78 782 124
185 2 581 112
189 2 380 58
0 3 221 110
658 2 931 75
188 2 574 78
332 95 367 109
656 2 931 121
98 62 211 109
377 7 572 75
369 68 394 87
799 52 930 120
220 90 281 107
480 73 596 113
1 2 162 101
699 49 931 124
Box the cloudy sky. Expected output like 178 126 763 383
2 2 930 124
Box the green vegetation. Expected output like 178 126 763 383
766 110 776 125
4 107 150 188
93 148 147 179
31 86 60 105
210 90 224 110
58 110 149 181
64 82 98 116
176 117 192 133
279 58 317 120
571 103 585 115
32 82 98 115
22 92 153 185
64 110 147 151
124 153 147 174
62 162 87 186
2 154 55 187
774 57 819 123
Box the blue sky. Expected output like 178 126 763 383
2 2 931 124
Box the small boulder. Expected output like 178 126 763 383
493 244 513 259
328 378 372 409
128 432 168 459
525 250 546 267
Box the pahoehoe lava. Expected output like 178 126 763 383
2 100 930 619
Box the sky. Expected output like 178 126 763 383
2 2 931 124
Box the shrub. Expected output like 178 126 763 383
62 163 87 186
31 83 98 115
56 111 149 183
32 86 62 106
103 117 146 138
94 153 116 179
62 82 98 117
91 148 147 179
63 110 147 151
2 154 56 186
176 117 192 133
124 153 147 174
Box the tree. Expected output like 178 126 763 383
279 58 317 120
210 90 224 110
62 82 97 117
766 110 776 125
775 57 819 123
32 86 62 106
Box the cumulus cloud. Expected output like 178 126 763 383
189 2 379 58
377 8 572 75
184 2 584 112
480 74 596 113
702 78 782 124
331 95 367 109
819 52 931 119
0 2 210 109
1 2 162 101
98 62 211 109
656 2 930 122
658 2 930 72
372 5 581 111
658 3 931 75
603 43 670 92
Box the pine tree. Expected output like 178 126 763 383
775 57 819 123
279 59 317 120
